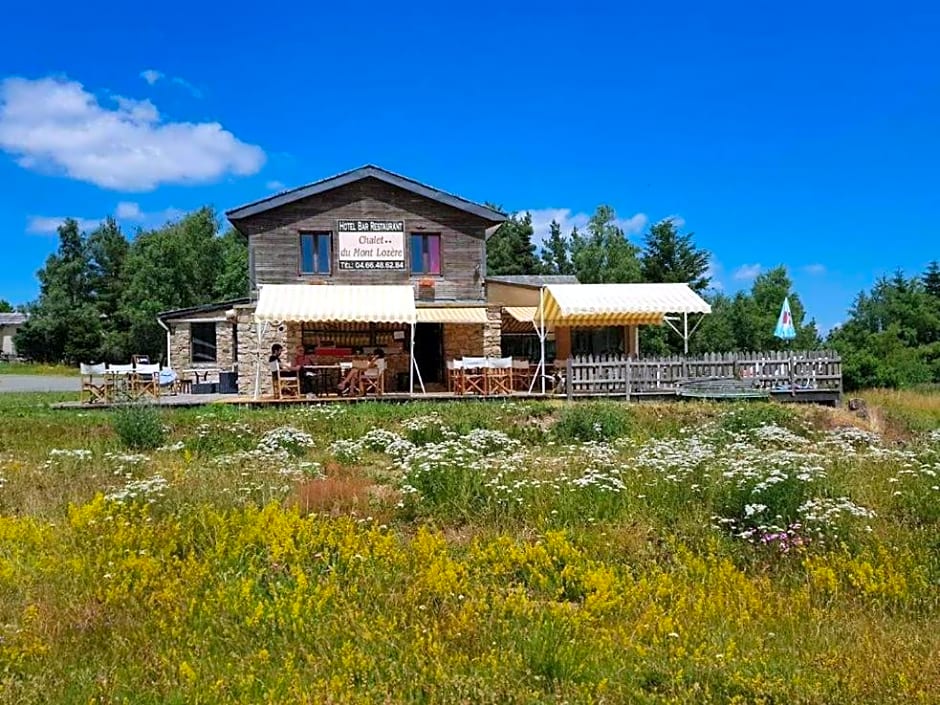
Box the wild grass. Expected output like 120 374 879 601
0 392 937 703
0 361 79 376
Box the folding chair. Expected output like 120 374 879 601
273 368 301 399
512 359 531 391
133 364 162 400
359 359 387 396
460 357 487 396
485 357 513 396
446 359 462 393
80 363 109 404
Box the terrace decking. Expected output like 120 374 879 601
53 350 843 409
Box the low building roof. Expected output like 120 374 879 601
486 275 580 289
157 298 251 321
226 165 508 226
0 313 28 325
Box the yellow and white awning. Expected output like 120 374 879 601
536 283 711 326
254 284 417 324
415 307 488 324
503 306 537 323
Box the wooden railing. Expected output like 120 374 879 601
563 350 842 400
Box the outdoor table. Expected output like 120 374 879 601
302 365 342 396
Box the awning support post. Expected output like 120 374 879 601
409 322 425 396
253 320 268 400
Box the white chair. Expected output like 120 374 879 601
134 364 162 400
460 357 487 395
80 363 109 404
485 357 514 395
360 358 387 396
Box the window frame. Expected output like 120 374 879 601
299 232 332 275
410 232 442 276
190 322 218 364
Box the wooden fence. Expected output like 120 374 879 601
563 350 842 400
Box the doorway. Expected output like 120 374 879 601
413 323 443 383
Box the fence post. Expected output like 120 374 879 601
625 356 632 401
788 354 795 395
566 356 573 401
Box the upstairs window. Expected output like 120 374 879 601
410 233 441 275
300 232 331 274
191 322 217 363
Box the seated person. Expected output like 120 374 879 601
292 344 308 370
269 344 297 378
337 348 384 394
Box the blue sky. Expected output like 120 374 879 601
1 0 937 331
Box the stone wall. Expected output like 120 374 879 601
483 306 502 358
234 305 288 397
442 324 483 362
168 320 236 380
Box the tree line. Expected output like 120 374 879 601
10 204 939 391
14 210 246 364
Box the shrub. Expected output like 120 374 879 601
552 402 631 442
112 404 167 450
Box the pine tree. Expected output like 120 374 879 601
570 206 641 283
540 220 574 275
486 211 541 275
640 218 711 291
923 261 940 298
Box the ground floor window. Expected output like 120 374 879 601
191 322 217 363
571 326 623 356
501 335 556 362
301 322 404 351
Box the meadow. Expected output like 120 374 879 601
0 392 938 704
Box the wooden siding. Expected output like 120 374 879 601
240 177 487 302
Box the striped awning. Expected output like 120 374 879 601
254 284 417 324
415 307 487 324
536 283 711 326
503 306 537 323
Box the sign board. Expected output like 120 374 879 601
336 220 405 271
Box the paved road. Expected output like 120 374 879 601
0 375 79 393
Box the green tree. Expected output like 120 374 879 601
570 206 641 283
640 218 711 292
487 211 542 275
0 299 13 313
829 267 940 389
922 261 940 298
87 218 130 361
15 219 101 363
118 208 226 361
540 220 574 275
213 227 249 300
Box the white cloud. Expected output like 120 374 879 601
266 179 286 191
26 215 104 235
27 202 186 235
803 263 826 275
661 214 686 229
521 208 648 248
705 257 724 291
733 263 762 281
115 201 143 219
0 76 265 191
140 69 163 85
171 76 203 98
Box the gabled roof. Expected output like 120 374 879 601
0 313 28 325
486 274 580 289
226 165 508 224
